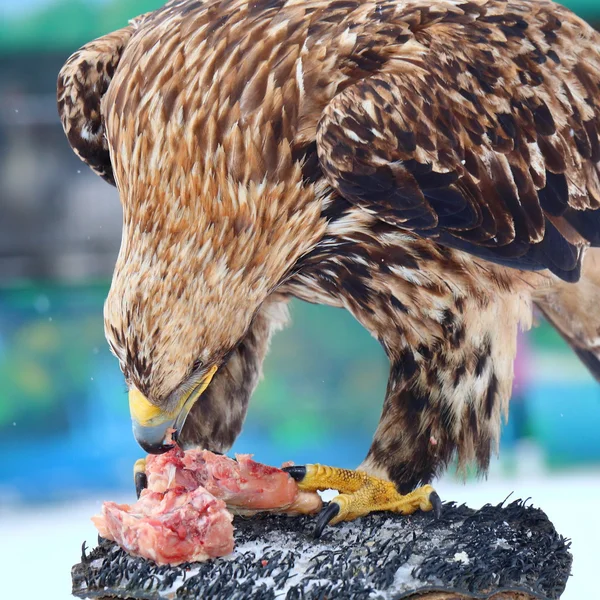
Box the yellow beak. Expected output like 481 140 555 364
129 365 218 453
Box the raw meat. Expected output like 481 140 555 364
93 487 233 565
92 448 322 565
144 448 322 515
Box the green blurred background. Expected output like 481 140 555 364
0 0 599 502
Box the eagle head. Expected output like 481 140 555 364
104 226 256 454
96 29 328 454
103 169 324 454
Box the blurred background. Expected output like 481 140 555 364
0 1 599 599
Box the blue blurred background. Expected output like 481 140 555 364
0 2 599 599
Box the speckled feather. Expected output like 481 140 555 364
58 0 600 491
316 0 600 280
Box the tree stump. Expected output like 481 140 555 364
72 500 572 600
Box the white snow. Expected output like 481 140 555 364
392 552 426 590
1 467 599 600
452 551 470 565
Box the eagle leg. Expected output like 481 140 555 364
283 464 441 538
133 458 147 499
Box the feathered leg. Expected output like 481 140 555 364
360 293 528 493
285 222 536 533
285 286 529 534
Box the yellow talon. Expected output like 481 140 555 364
134 458 147 498
283 464 441 537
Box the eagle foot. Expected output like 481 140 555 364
133 458 147 499
283 464 442 538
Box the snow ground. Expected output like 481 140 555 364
1 468 598 600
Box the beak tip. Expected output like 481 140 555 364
132 420 178 454
138 440 176 455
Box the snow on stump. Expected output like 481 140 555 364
72 500 572 600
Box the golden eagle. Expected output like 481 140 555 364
58 0 600 534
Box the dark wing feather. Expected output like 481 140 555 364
316 1 600 281
57 22 142 185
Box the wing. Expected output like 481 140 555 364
57 19 145 185
316 1 600 281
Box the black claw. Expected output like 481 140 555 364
313 502 340 539
430 491 442 519
135 471 148 499
282 465 307 482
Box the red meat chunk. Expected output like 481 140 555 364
93 487 233 565
145 448 322 514
93 448 321 565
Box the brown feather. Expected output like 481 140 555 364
316 0 600 278
58 0 600 490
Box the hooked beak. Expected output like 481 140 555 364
129 365 218 454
